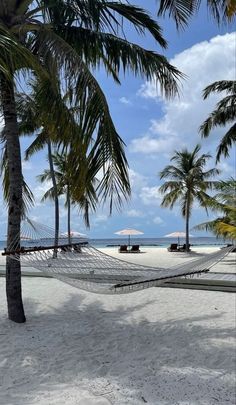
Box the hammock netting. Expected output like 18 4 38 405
2 218 234 295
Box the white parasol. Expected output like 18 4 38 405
164 231 193 245
114 228 144 247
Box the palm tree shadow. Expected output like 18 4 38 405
0 290 235 405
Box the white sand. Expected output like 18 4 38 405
0 247 235 405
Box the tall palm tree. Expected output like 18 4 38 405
199 80 236 162
158 0 236 30
194 178 236 240
0 1 182 322
37 151 71 243
37 150 98 244
159 144 219 251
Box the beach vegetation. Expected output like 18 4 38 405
37 149 98 243
159 144 219 251
199 80 236 162
194 178 236 240
158 0 236 30
0 0 181 322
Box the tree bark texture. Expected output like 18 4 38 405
1 76 26 323
47 140 59 252
185 193 190 252
67 186 71 245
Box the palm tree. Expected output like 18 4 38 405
0 1 182 322
194 178 236 240
158 0 236 30
37 150 98 244
37 151 71 243
199 80 236 162
159 144 219 251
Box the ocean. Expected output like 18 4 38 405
0 236 230 250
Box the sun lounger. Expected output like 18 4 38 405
119 245 128 253
73 244 82 253
167 243 179 252
130 245 140 253
178 244 191 252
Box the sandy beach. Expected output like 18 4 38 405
0 247 235 405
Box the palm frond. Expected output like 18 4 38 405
25 131 47 160
157 0 200 30
157 0 236 29
56 25 182 97
216 123 236 162
0 147 34 216
202 80 236 98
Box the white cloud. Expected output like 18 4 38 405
217 161 235 176
129 169 148 190
93 214 108 224
32 181 52 205
22 161 33 171
119 96 132 105
126 209 145 218
139 186 162 206
153 216 164 225
135 33 235 156
129 134 177 154
137 82 163 100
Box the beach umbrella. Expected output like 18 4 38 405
61 231 87 238
114 228 144 247
164 231 193 245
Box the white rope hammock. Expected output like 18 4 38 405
2 218 233 294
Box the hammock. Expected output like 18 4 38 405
2 219 233 294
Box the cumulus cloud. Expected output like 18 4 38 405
134 33 235 155
130 134 177 154
217 161 235 175
129 169 148 193
119 96 132 105
126 209 145 218
22 161 33 171
137 82 163 101
32 181 52 205
93 214 108 224
153 216 164 225
139 186 162 206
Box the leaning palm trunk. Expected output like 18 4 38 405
1 75 25 323
67 186 71 245
47 140 59 254
185 196 190 252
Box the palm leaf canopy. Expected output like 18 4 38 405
0 0 182 97
157 0 236 30
193 178 236 240
199 80 236 162
159 144 220 217
1 0 183 213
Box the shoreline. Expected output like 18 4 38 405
0 246 235 274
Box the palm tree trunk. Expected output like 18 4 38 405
1 75 26 323
67 186 71 245
47 140 59 253
185 195 190 252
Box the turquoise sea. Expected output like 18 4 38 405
0 236 230 250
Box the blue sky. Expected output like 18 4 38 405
0 2 235 239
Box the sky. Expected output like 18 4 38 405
0 1 235 239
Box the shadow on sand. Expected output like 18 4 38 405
0 287 235 405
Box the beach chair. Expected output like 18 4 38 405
119 245 128 253
167 243 179 252
130 245 140 253
73 244 82 253
178 244 191 252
